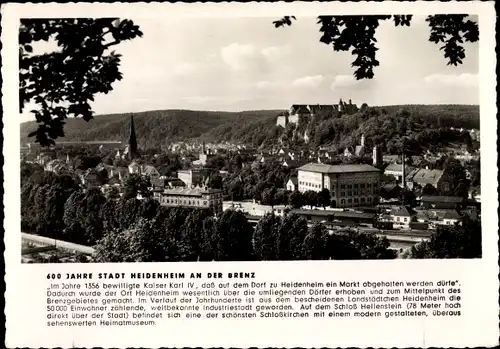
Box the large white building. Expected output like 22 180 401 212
297 163 381 207
153 187 223 214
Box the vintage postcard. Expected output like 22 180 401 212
2 1 498 348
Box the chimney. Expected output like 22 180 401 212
372 146 378 166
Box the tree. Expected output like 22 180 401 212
274 189 289 206
211 210 254 261
253 213 281 260
422 183 437 196
454 180 469 199
274 15 478 80
94 219 171 262
115 197 143 231
261 187 277 207
20 19 143 146
177 209 211 261
74 155 101 170
326 229 397 260
442 158 467 195
404 217 481 259
276 214 308 260
317 188 331 210
304 190 318 209
303 224 329 260
289 190 304 209
123 173 151 199
63 188 106 245
208 174 223 189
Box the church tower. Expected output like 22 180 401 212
128 114 138 160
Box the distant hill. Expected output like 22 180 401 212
20 109 284 149
20 104 479 150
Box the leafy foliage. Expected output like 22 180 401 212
123 173 151 199
253 213 281 260
94 219 171 262
20 18 143 146
404 217 481 259
274 15 478 79
211 210 255 261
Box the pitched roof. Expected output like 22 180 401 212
421 196 464 203
354 145 365 156
407 168 444 185
442 210 462 220
382 183 401 191
288 176 298 185
308 104 336 114
162 187 222 197
291 209 374 219
390 206 416 217
142 165 158 175
384 163 412 173
298 163 380 174
290 105 310 114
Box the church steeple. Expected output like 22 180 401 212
128 114 138 160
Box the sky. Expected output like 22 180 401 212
20 15 479 122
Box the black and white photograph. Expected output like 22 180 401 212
4 2 498 349
19 14 483 263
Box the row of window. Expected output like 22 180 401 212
339 197 374 205
339 190 378 197
162 197 209 206
299 182 379 190
339 183 376 189
299 181 322 188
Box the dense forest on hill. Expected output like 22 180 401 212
20 104 479 151
302 104 480 154
20 109 283 149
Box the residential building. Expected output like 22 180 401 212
278 147 295 160
441 210 463 226
384 163 413 181
128 161 141 174
153 187 223 214
44 159 68 174
223 201 287 217
81 169 103 189
286 176 298 191
276 114 288 128
383 154 399 164
390 206 416 229
406 167 450 192
142 165 161 181
164 177 186 188
343 147 353 158
354 134 366 157
297 163 381 208
380 183 402 200
177 169 203 188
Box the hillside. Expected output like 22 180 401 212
20 104 479 150
20 109 283 149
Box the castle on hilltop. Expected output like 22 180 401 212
276 99 358 128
